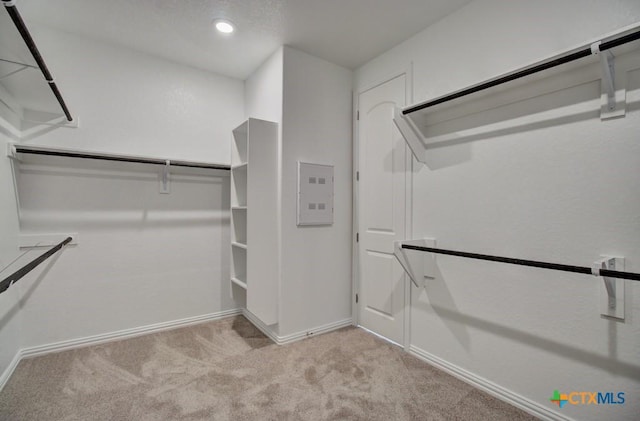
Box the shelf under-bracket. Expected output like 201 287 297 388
159 160 171 194
6 142 19 160
393 107 428 164
592 41 626 120
595 256 625 320
394 238 437 288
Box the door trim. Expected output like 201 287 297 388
352 63 413 349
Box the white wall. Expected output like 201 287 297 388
7 25 245 349
0 120 21 385
243 47 352 337
25 26 244 164
244 47 283 125
279 47 352 336
356 1 640 420
17 157 235 348
242 48 283 313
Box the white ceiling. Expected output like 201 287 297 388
18 0 472 80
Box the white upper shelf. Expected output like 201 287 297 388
0 2 74 124
394 24 640 165
8 143 231 172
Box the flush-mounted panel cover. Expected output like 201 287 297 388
297 162 333 226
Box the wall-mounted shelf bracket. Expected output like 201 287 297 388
394 238 437 288
6 142 19 161
393 107 428 164
593 256 625 320
159 159 171 194
591 42 616 111
591 42 626 120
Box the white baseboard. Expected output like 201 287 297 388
0 308 242 391
241 309 280 343
0 351 22 392
21 309 243 359
242 309 353 345
409 345 573 421
277 318 353 345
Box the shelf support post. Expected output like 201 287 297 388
393 107 428 164
591 41 626 120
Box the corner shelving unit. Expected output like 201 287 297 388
229 118 279 326
230 122 248 290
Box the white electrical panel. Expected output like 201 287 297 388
297 162 334 226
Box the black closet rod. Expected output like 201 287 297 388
14 146 231 170
401 244 640 282
402 28 640 115
0 237 72 295
2 0 73 122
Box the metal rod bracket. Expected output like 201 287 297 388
594 256 625 320
591 42 616 111
159 159 171 194
0 236 72 295
591 41 627 120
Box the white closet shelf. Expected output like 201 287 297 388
1 2 74 123
231 242 247 250
393 24 640 164
231 163 248 171
8 143 231 171
232 206 247 210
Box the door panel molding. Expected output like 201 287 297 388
355 68 412 346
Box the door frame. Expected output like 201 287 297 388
352 63 413 349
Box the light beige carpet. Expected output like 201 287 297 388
0 316 536 420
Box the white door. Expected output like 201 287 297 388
357 74 407 345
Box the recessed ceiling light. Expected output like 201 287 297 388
215 20 235 34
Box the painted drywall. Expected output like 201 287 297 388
279 47 352 336
16 156 236 347
5 26 245 348
23 25 244 164
244 47 284 125
355 1 640 420
241 47 283 315
0 122 21 384
242 47 352 337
